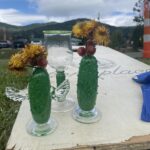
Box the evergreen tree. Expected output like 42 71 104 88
132 0 144 50
133 0 144 25
110 30 124 49
132 25 143 50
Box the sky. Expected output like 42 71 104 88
0 0 138 26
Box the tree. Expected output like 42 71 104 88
133 0 144 25
110 30 124 49
132 0 144 50
132 25 143 50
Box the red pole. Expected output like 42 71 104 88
144 0 150 58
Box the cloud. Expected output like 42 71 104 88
101 13 136 27
29 0 137 26
29 0 103 18
0 1 138 26
0 8 48 26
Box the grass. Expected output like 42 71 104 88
0 48 20 59
0 49 149 150
0 59 30 150
137 58 150 65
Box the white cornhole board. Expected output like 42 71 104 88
6 46 150 150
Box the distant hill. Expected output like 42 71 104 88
0 18 137 49
2 18 93 39
0 22 20 31
0 18 135 37
0 21 58 31
0 19 91 32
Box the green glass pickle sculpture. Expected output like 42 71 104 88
77 55 98 111
28 67 51 124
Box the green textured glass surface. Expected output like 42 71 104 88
28 67 51 124
56 71 66 87
77 56 98 111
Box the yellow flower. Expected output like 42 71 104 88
93 26 110 45
9 53 26 70
72 20 110 45
72 20 98 38
22 44 46 59
82 20 97 34
8 44 47 71
72 22 86 38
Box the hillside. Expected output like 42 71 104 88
0 18 135 38
0 18 138 50
0 19 91 31
0 22 20 31
0 21 58 31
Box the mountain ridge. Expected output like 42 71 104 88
0 18 136 31
0 18 136 48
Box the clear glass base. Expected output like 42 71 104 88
52 98 75 112
72 106 101 124
26 117 57 136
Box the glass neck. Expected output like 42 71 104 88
56 71 66 87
